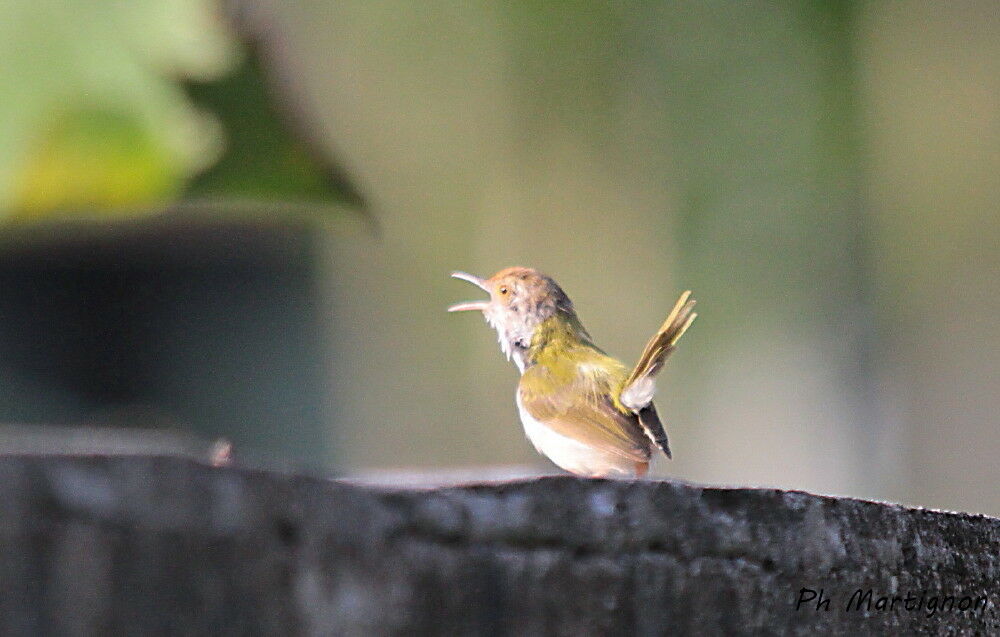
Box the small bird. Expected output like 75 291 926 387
449 267 696 478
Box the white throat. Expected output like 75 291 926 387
484 311 533 374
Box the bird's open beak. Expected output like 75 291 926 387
448 271 490 312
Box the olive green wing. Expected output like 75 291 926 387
518 365 650 462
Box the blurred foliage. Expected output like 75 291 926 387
11 108 183 217
0 0 235 217
0 0 362 221
185 50 365 211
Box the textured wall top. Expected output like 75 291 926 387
0 456 996 635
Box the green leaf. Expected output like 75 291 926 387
183 46 366 212
0 0 239 219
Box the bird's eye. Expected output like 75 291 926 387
499 286 509 295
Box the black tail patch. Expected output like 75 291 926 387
638 403 671 459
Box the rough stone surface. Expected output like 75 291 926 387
0 456 997 636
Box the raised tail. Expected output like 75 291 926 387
619 290 697 412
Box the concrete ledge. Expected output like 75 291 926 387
0 456 996 635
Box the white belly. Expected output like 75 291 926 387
516 393 639 478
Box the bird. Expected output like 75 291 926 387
449 267 696 478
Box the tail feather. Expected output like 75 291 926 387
619 291 696 411
638 403 671 459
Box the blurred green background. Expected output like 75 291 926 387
0 1 997 514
